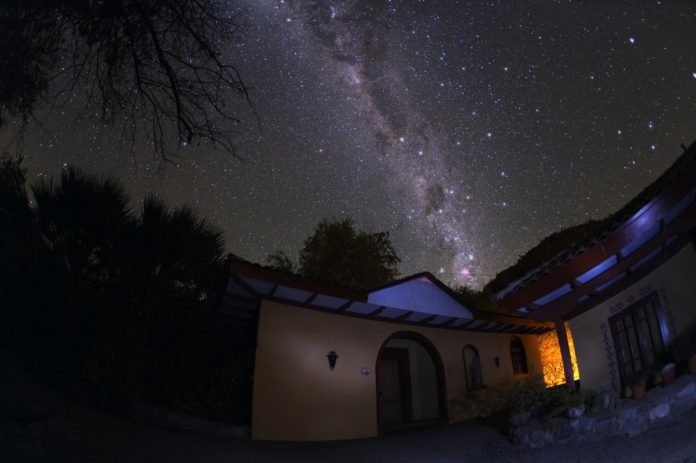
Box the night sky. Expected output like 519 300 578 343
6 1 696 289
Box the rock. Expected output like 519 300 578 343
552 424 575 443
566 404 585 419
649 402 670 421
508 412 531 427
595 384 619 412
528 429 548 449
675 381 696 400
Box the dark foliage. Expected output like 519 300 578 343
0 161 254 425
452 285 508 314
298 217 400 288
0 0 252 158
484 219 608 295
484 142 696 297
265 250 296 273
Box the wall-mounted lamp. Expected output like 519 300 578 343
494 356 501 368
327 351 339 370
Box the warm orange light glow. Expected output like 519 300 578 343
537 323 580 387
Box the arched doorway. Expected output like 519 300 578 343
375 331 447 431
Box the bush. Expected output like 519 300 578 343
457 375 596 422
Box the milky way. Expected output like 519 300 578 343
7 0 696 289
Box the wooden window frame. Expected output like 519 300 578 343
510 336 529 375
608 291 669 388
462 345 485 390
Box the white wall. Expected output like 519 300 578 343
569 243 696 391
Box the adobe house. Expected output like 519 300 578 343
219 263 554 441
494 141 696 394
218 142 693 442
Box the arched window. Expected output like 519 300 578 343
510 336 528 375
462 345 483 390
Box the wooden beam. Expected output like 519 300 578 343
230 261 368 302
367 306 386 316
336 300 353 311
555 320 576 391
472 310 554 330
562 233 691 320
499 167 696 310
420 315 437 324
457 319 476 328
530 203 696 322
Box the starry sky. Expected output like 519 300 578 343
5 0 696 289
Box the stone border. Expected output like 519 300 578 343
512 375 696 448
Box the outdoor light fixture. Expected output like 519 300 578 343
494 356 501 368
327 351 339 370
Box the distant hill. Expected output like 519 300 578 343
483 218 609 296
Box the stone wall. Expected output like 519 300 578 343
512 375 696 448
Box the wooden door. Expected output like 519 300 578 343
377 347 412 426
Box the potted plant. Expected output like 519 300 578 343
671 323 696 375
660 362 677 387
630 371 649 400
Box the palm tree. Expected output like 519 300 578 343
32 167 132 290
126 193 225 327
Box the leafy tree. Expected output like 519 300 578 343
298 218 400 288
0 0 252 158
452 285 508 314
265 250 296 273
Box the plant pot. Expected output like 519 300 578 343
661 363 676 387
631 379 647 400
565 403 585 419
690 354 696 375
508 411 531 427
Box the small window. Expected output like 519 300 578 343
510 336 528 375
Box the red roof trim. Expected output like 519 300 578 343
499 160 696 311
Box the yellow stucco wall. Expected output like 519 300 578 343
252 299 543 441
569 243 696 391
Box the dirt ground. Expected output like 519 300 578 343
4 395 696 463
2 353 695 463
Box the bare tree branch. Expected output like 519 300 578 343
0 0 255 161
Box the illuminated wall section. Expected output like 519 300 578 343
537 323 580 387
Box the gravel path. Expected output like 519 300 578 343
33 404 696 463
2 355 695 463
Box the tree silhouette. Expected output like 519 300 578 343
298 217 400 288
265 250 296 273
0 0 252 159
32 167 132 301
